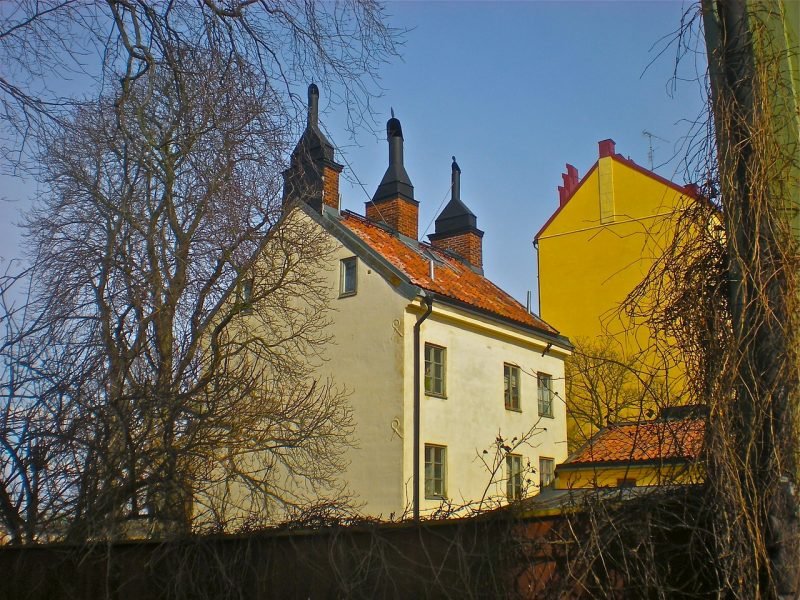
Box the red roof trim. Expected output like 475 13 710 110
534 154 699 241
534 162 598 241
613 154 699 200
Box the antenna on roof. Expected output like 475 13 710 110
391 107 395 119
642 130 669 170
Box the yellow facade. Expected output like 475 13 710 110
553 463 701 490
537 143 696 348
536 141 698 444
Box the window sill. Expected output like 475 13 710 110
425 392 447 399
425 495 447 501
338 291 357 299
538 413 555 419
505 407 522 413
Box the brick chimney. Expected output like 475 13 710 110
282 84 343 212
598 138 616 158
365 113 419 239
428 158 484 272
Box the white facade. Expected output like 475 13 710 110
272 88 570 519
301 207 570 518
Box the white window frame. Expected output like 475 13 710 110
424 444 447 499
506 453 523 500
539 456 555 488
424 343 446 397
504 363 521 411
537 372 554 418
339 256 357 297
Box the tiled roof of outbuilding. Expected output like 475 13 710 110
562 416 706 467
338 211 558 335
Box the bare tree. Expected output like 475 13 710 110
10 53 354 541
0 1 399 165
549 4 800 596
564 338 661 450
1 0 398 543
0 265 88 543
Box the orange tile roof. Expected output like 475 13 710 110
338 212 558 335
564 417 706 466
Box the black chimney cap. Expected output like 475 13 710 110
430 157 481 238
387 117 403 139
288 83 335 164
372 112 415 204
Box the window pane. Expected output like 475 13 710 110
539 457 554 488
538 373 552 417
506 454 522 500
424 345 446 395
425 444 446 498
505 364 520 410
240 278 254 314
340 257 357 295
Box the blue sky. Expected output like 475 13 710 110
325 1 708 312
0 1 707 314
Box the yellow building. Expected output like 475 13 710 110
535 140 700 445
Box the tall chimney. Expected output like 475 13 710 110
597 138 616 223
365 112 419 239
428 157 484 271
282 83 343 212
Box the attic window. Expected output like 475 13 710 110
340 257 357 297
240 278 254 314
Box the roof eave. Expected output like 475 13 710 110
420 291 573 352
557 457 698 471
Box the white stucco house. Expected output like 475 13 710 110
275 85 571 518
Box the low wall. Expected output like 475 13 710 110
0 513 561 600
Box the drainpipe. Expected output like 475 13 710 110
413 291 434 521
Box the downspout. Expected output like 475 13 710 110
413 291 434 521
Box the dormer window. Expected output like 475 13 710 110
340 257 357 297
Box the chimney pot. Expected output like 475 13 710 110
599 139 616 158
557 163 580 205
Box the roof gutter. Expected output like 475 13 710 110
556 457 697 471
413 291 434 521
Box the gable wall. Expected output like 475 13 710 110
538 157 693 348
